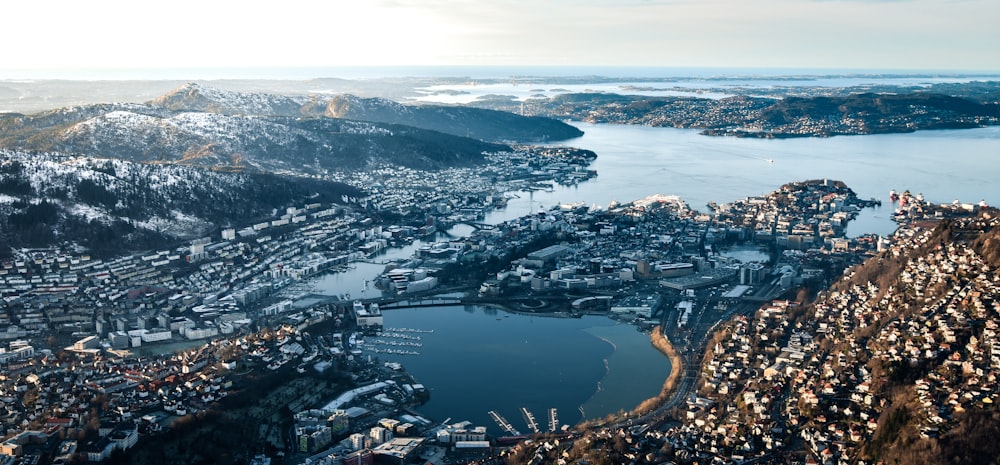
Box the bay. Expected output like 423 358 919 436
312 121 1000 433
364 306 669 434
487 124 1000 239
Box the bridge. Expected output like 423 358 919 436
377 297 465 310
349 293 571 314
459 221 496 231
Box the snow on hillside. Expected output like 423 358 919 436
152 82 310 116
169 112 318 146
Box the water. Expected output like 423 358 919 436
365 306 668 434
310 123 999 429
485 123 1000 239
409 75 1000 104
718 245 770 264
310 224 476 299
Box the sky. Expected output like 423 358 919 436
2 0 998 75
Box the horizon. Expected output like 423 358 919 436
3 65 1000 82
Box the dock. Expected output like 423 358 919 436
521 407 540 433
488 410 520 436
548 408 559 432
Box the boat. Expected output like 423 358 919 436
889 189 899 202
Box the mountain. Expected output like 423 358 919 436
149 82 312 116
0 150 363 256
324 94 583 142
0 100 509 173
148 82 583 143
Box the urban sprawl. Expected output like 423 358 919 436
0 156 996 465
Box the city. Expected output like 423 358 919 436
2 140 995 464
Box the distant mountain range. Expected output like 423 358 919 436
0 83 585 254
475 87 1000 138
0 83 583 174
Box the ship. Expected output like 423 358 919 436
889 189 899 202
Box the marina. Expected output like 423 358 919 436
521 407 540 434
489 410 520 436
369 306 668 435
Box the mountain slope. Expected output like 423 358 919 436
0 150 363 255
149 82 311 116
800 214 1000 465
324 94 583 142
0 102 508 173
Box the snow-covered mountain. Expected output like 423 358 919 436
149 82 583 142
0 83 583 254
0 150 362 255
149 82 311 116
0 95 506 173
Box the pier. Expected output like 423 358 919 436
521 407 540 433
488 410 520 436
548 408 559 432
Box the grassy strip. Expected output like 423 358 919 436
631 325 684 416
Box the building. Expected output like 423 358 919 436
342 450 375 465
740 262 766 285
369 426 392 446
372 437 425 465
73 335 99 351
611 294 661 318
526 244 570 263
354 302 383 328
349 433 367 451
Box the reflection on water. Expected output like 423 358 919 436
303 123 999 431
486 124 1000 238
363 306 667 434
718 245 771 264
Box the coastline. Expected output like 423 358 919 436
630 325 684 416
577 323 671 422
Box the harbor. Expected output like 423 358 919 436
486 407 561 436
358 305 669 435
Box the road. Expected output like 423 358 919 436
612 296 762 430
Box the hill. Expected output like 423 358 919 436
0 150 363 256
0 100 507 173
324 94 583 142
473 88 1000 137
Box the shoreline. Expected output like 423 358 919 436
630 325 684 416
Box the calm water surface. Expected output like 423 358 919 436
363 306 668 434
312 123 1000 431
487 124 1000 239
